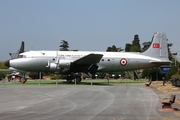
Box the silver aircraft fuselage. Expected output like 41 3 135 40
7 51 166 73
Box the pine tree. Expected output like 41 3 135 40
59 40 69 51
132 34 141 52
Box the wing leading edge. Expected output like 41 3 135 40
70 54 103 74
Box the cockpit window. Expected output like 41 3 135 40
22 55 26 58
18 55 23 58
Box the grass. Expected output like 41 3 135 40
0 79 146 86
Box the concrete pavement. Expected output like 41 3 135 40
0 85 179 120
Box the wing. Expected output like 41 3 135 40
70 54 103 74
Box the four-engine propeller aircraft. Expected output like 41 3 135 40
5 32 171 83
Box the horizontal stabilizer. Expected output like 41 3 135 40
172 54 180 63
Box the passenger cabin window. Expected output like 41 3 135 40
102 59 104 61
108 59 110 61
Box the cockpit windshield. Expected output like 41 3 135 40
22 55 26 58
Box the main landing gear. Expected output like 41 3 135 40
66 73 82 83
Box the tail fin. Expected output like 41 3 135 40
9 41 25 59
19 41 25 54
142 32 169 59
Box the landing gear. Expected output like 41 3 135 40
66 75 73 83
19 73 27 84
66 73 82 83
75 76 81 83
19 78 27 84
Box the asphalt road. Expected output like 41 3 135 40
0 86 179 120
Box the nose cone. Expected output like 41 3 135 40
5 60 10 67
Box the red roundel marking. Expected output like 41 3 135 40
120 58 127 66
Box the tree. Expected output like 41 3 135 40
130 46 140 52
125 43 132 52
167 43 173 61
116 47 124 52
0 72 6 80
106 45 123 52
28 72 43 79
141 68 151 79
141 41 151 52
59 40 69 51
132 34 141 52
0 62 8 69
111 45 117 52
106 47 112 52
166 67 178 80
125 34 141 52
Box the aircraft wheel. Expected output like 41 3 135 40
20 78 27 84
75 76 81 83
66 76 73 83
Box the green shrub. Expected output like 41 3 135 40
171 75 180 79
166 67 178 80
0 72 6 80
50 74 60 80
0 62 8 69
28 72 43 79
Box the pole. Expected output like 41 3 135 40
56 79 58 86
38 72 41 86
75 78 76 86
91 79 92 86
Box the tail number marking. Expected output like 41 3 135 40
120 58 127 66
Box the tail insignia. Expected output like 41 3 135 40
153 43 160 48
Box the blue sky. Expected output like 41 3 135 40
1 0 180 61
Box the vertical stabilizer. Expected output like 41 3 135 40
142 32 168 59
9 41 25 59
19 41 25 54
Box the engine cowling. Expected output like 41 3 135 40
49 63 57 72
58 60 72 68
48 59 72 72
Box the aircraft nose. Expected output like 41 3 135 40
5 60 10 67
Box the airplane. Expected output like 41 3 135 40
5 32 171 83
9 41 25 59
6 41 26 82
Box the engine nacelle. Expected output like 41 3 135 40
49 63 57 72
49 59 72 72
58 60 72 68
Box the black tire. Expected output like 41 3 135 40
75 76 82 83
66 76 73 83
20 78 27 84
